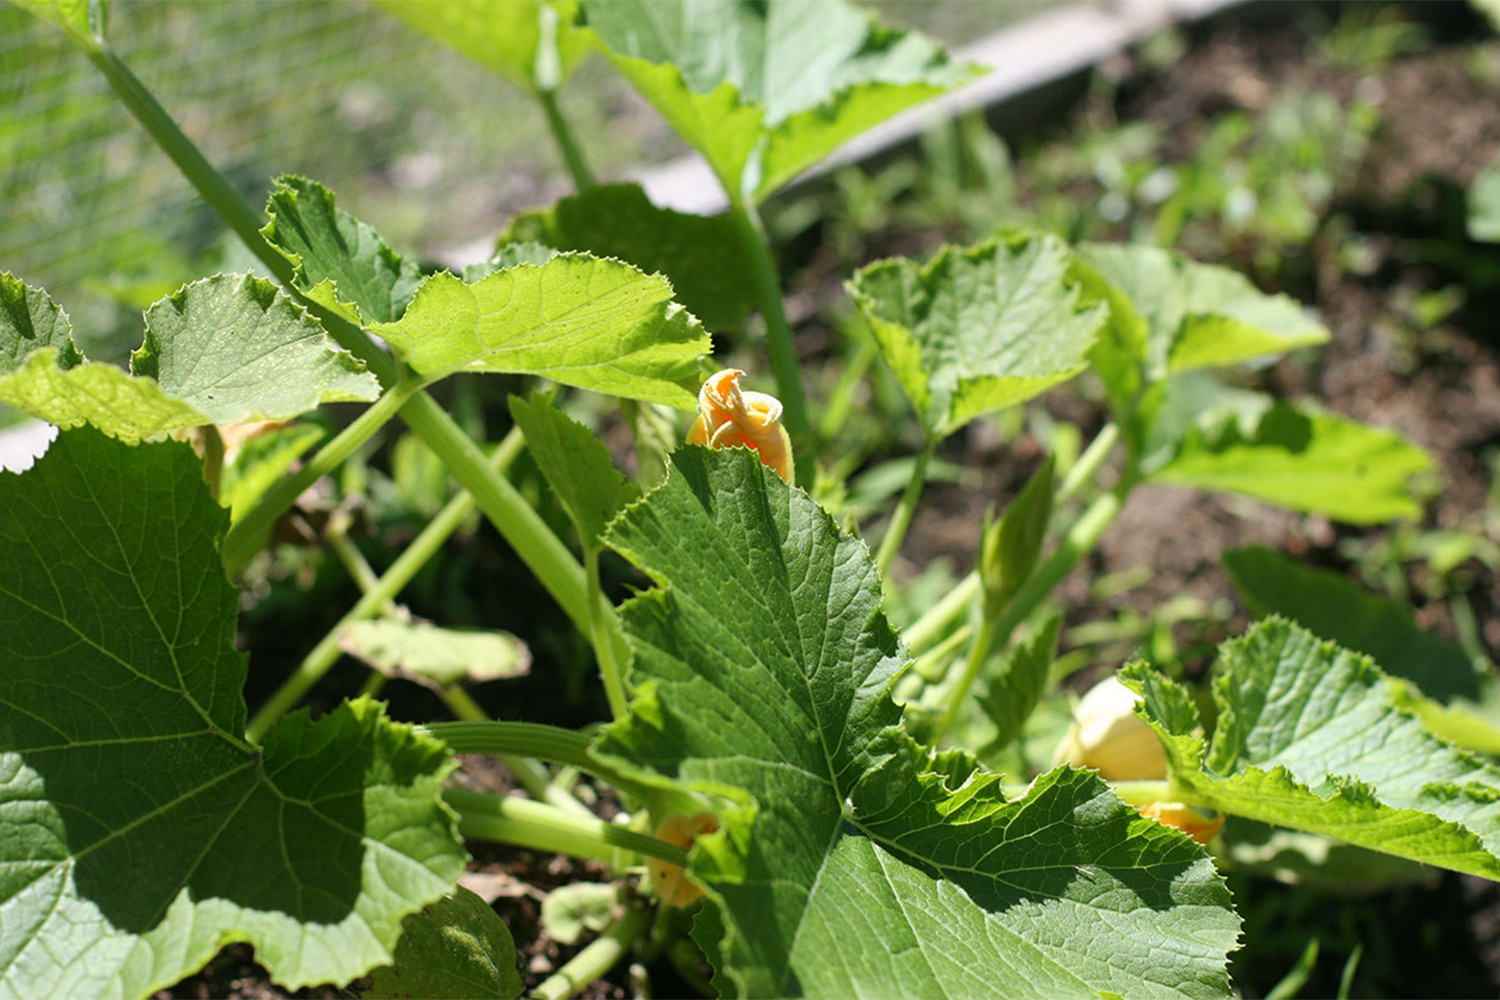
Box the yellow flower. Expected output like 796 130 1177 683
687 368 794 483
1055 675 1167 781
646 812 719 908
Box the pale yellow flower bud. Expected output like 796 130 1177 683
1055 675 1167 781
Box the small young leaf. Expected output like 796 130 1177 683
1469 150 1500 243
0 429 465 996
980 456 1055 617
133 272 381 423
340 619 531 690
580 0 975 201
539 882 624 946
507 392 637 546
502 183 756 330
1077 244 1327 384
1123 618 1500 881
848 232 1106 439
373 255 709 407
1151 400 1432 523
1224 546 1482 703
220 421 326 522
978 614 1061 751
375 0 590 94
11 0 106 46
364 887 523 1000
600 448 1238 998
262 175 423 326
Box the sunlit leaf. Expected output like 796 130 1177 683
364 887 522 1000
376 0 590 94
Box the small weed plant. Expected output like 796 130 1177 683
3 2 1496 998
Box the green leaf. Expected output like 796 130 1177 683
11 0 106 46
980 455 1055 616
375 0 589 94
340 619 531 690
1223 546 1481 703
263 176 424 326
600 447 1238 998
1123 618 1500 881
978 614 1060 752
464 243 560 283
539 882 624 946
372 255 709 408
1077 244 1327 384
0 429 465 996
848 233 1106 439
364 887 523 1000
507 393 637 546
580 0 975 201
0 273 376 444
1150 400 1432 523
502 183 756 330
133 273 381 423
1469 151 1500 243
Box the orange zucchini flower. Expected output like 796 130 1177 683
687 368 794 483
647 812 720 908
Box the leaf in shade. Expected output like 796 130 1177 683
508 392 637 546
0 428 465 996
339 619 530 690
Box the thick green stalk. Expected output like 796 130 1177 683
439 689 589 815
444 787 687 867
931 487 1128 741
222 377 422 576
245 434 520 741
726 197 809 449
400 392 600 637
538 88 596 190
422 720 594 768
533 905 649 1000
875 437 937 578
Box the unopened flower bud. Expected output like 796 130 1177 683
1055 675 1167 781
687 369 794 483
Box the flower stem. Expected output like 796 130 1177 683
875 437 936 579
245 432 521 742
533 905 650 1000
222 377 422 577
444 786 687 867
930 486 1128 741
726 196 809 451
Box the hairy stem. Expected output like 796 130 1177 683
726 197 809 450
875 437 937 578
587 547 630 721
439 689 590 815
538 88 596 191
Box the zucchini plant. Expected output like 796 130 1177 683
2 1 1494 997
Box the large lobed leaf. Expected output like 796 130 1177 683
599 447 1238 998
0 272 379 443
581 0 975 201
1124 618 1500 881
373 254 709 408
0 429 465 997
848 232 1106 439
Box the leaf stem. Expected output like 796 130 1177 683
245 431 521 742
439 688 590 815
444 786 687 867
587 547 630 721
223 377 422 577
930 486 1128 741
726 196 809 451
421 719 657 802
538 88 596 191
875 436 936 579
533 905 650 1000
1058 420 1119 502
